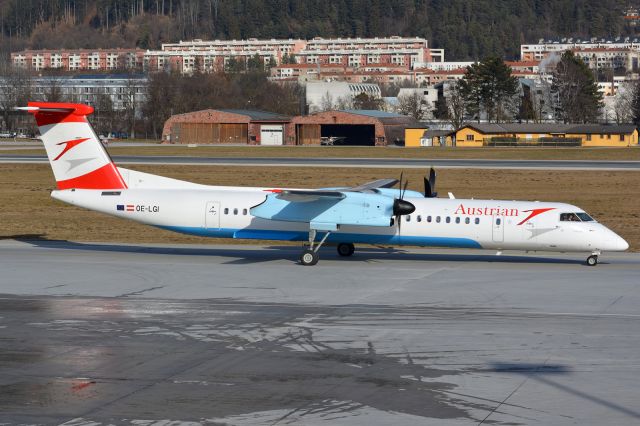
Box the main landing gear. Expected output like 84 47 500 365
586 253 599 266
299 229 332 266
337 242 355 257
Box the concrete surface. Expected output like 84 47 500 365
2 154 640 170
0 239 639 425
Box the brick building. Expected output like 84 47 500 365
291 110 419 146
162 109 419 146
162 109 293 145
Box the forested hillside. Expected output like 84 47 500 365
0 0 633 60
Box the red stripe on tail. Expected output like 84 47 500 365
56 163 127 190
27 102 94 127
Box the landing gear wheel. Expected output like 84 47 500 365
300 249 319 266
586 255 598 266
337 243 355 257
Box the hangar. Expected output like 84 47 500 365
162 109 293 145
291 110 420 146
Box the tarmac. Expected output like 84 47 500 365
1 239 639 425
1 154 640 170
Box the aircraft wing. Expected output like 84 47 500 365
347 178 399 193
251 189 395 229
273 189 345 202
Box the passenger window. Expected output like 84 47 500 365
243 209 248 215
455 217 460 224
417 215 422 222
224 208 229 215
427 216 432 223
436 216 441 223
446 217 451 224
475 218 480 225
233 208 238 215
465 217 470 224
496 218 501 225
406 215 411 222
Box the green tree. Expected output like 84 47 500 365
459 57 519 123
352 92 384 110
551 51 603 123
433 95 449 120
517 84 536 122
247 53 264 72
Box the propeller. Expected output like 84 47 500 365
424 167 438 198
393 172 415 233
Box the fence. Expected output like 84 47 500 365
483 137 582 147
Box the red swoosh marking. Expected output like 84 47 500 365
517 208 556 225
53 138 90 161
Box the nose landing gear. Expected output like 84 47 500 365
586 251 600 266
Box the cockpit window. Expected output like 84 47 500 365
576 212 594 222
560 212 595 222
560 213 581 222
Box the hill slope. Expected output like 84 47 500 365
0 0 632 60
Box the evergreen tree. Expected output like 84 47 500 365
517 84 536 122
433 96 449 120
352 92 384 110
459 57 519 123
551 51 603 123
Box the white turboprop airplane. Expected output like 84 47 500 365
21 102 629 266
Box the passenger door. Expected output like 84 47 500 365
205 201 221 229
492 215 504 243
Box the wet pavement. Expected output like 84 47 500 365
1 240 639 425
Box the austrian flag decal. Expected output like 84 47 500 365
116 204 135 212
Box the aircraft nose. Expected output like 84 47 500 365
608 232 629 251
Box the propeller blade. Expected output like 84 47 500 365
401 179 408 200
425 167 438 198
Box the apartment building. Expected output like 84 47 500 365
12 36 444 75
11 49 145 72
296 36 443 69
521 38 640 72
0 74 147 113
144 38 306 73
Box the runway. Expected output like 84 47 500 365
1 239 639 425
2 154 640 170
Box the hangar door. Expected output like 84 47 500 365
260 125 284 145
297 124 321 145
321 124 375 146
171 123 248 144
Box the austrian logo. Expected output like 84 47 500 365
454 204 555 225
53 138 90 161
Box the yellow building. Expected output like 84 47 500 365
455 123 639 147
404 127 429 147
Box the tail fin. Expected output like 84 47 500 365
21 102 127 190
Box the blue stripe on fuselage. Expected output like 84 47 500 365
156 226 483 249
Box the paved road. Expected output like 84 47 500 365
1 153 640 170
1 239 639 425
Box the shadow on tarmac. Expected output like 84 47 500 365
488 362 640 420
3 235 587 266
